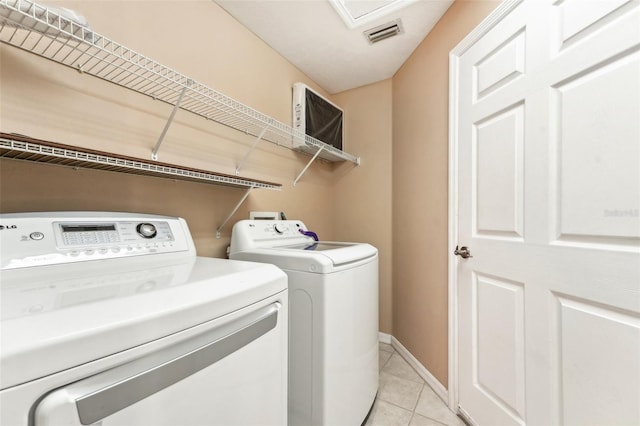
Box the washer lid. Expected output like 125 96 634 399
0 256 286 389
281 242 356 251
231 242 377 273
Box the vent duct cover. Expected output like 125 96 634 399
363 19 403 44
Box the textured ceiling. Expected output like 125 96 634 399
214 0 453 94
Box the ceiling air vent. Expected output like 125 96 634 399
363 19 403 44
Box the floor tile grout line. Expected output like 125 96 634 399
377 398 413 412
376 346 462 426
413 382 426 411
378 396 450 426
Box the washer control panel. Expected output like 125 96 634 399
253 220 306 239
230 220 313 251
0 212 195 270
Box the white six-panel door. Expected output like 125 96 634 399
450 0 640 424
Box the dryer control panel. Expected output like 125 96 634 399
0 212 196 269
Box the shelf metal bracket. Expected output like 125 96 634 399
151 80 192 160
235 126 269 175
293 146 324 186
216 186 254 238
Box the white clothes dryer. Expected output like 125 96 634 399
0 212 288 426
229 219 379 426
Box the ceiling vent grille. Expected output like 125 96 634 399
363 19 403 44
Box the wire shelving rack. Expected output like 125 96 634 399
0 0 360 167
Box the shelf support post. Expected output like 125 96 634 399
235 126 269 175
216 187 254 238
293 146 324 186
151 80 192 160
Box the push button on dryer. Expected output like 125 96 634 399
29 232 45 240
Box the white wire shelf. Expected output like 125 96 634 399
0 133 282 190
0 0 360 165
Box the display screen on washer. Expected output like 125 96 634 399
282 242 352 251
62 224 116 232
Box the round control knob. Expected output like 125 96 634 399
29 232 45 241
273 223 287 234
136 223 157 238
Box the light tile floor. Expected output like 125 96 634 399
365 343 466 426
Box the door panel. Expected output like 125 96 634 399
454 0 640 424
474 29 526 101
473 102 525 239
552 50 640 245
553 295 640 425
553 0 634 50
474 274 526 422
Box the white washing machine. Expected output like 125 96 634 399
229 219 379 426
0 212 288 426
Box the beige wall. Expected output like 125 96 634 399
392 0 500 387
333 79 393 334
0 0 338 256
0 1 394 329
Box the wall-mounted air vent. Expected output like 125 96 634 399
363 19 403 44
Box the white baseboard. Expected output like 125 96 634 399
378 332 392 344
389 336 449 404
